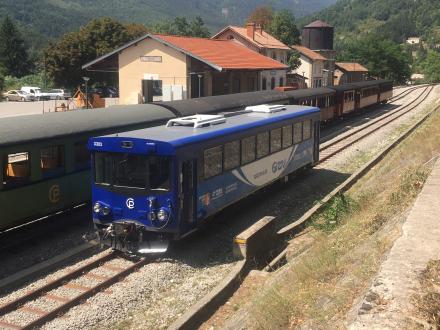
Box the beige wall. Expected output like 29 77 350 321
118 38 188 104
295 56 324 88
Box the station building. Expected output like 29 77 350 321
82 34 287 105
334 62 369 85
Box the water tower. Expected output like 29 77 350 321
301 20 336 86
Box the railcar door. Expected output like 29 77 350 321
180 159 197 230
313 121 320 163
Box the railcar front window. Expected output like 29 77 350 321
93 153 170 191
148 156 170 191
94 153 113 185
114 154 148 189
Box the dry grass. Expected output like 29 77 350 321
246 109 440 329
411 260 440 329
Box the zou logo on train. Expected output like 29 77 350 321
48 185 60 203
272 160 287 173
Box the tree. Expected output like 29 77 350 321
268 10 300 46
246 6 273 29
337 35 411 84
125 23 149 39
190 16 210 38
0 16 32 77
287 51 301 71
152 16 210 37
421 50 440 82
45 17 146 88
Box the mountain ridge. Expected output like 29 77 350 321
1 0 336 49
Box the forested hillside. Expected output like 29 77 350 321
0 0 336 50
302 0 440 44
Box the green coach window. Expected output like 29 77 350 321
3 152 30 188
74 142 90 170
41 145 65 177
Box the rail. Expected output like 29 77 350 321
319 85 434 163
0 251 148 329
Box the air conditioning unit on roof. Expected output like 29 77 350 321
166 114 226 128
245 104 286 113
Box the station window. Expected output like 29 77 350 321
282 125 293 148
303 120 312 140
204 146 223 179
3 152 30 188
271 77 276 90
293 122 303 144
270 128 282 153
262 77 267 91
256 132 269 159
279 77 284 87
74 142 90 170
41 145 64 177
241 136 256 165
224 140 240 171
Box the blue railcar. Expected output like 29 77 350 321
88 104 321 253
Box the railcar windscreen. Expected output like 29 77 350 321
94 152 170 191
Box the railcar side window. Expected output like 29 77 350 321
3 152 30 188
282 125 293 148
241 136 256 165
74 142 90 170
270 128 282 153
303 120 312 140
256 132 269 159
204 146 223 178
224 141 240 171
41 145 64 177
293 122 303 144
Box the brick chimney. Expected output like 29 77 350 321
246 22 255 39
255 24 263 35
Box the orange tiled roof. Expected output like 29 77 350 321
336 62 369 72
213 26 290 50
291 45 326 61
154 34 288 70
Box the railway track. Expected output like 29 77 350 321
0 251 148 329
319 85 434 163
389 84 429 103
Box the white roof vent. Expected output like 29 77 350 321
245 104 286 113
166 114 226 128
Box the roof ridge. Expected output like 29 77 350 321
152 33 225 42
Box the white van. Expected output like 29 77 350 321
21 86 49 100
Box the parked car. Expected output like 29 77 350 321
3 90 36 102
46 89 71 100
94 86 119 98
21 86 49 100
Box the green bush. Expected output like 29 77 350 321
3 71 53 91
312 194 356 233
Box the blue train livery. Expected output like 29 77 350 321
88 104 320 253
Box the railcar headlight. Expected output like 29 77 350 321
102 206 110 216
157 208 168 222
93 202 101 213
